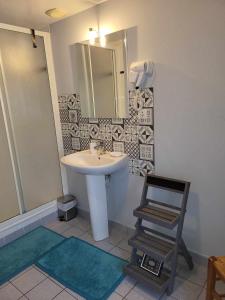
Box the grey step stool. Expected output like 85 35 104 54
124 174 194 295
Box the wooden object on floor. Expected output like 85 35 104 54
124 174 193 295
206 256 225 300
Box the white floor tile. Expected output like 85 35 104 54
0 282 23 300
76 218 91 231
48 277 65 289
110 247 130 260
45 221 71 234
94 239 114 252
109 222 127 233
54 290 77 300
26 278 62 300
67 218 80 227
115 276 136 297
44 220 61 228
107 292 123 299
65 288 85 300
178 262 207 286
81 231 115 251
79 232 95 245
171 277 202 300
197 288 206 300
62 226 85 238
159 293 177 300
126 283 161 300
117 239 131 253
33 266 50 278
106 228 127 245
11 267 46 294
9 266 33 282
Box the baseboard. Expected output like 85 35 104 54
0 200 58 242
189 249 207 265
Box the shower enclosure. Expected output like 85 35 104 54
0 24 63 226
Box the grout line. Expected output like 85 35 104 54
176 273 206 287
121 282 137 299
117 245 131 253
8 281 25 297
50 288 67 300
33 265 50 277
47 276 66 290
33 265 67 292
196 285 205 299
19 295 28 299
53 290 78 300
11 276 47 296
65 288 81 300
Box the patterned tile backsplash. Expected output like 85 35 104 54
58 88 154 176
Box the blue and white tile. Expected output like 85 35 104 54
140 144 154 161
69 110 78 123
89 124 100 139
138 108 153 125
113 142 125 153
138 126 154 144
69 124 80 138
112 125 125 142
60 109 70 123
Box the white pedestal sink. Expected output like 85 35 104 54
61 150 128 241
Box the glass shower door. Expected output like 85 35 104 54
0 29 62 212
0 96 20 222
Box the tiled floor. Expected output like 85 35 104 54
0 215 208 300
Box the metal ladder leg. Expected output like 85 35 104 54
167 237 180 295
179 238 194 270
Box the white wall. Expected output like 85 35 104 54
50 0 225 257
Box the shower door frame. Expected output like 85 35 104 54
0 23 67 236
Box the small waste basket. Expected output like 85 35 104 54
57 195 78 221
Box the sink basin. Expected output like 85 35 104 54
61 150 128 175
61 150 128 241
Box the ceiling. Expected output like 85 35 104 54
0 0 107 31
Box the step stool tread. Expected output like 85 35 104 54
134 204 180 228
129 231 175 260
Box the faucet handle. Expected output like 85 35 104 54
94 140 104 149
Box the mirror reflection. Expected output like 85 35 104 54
71 30 128 118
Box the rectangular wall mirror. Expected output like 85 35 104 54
70 29 128 118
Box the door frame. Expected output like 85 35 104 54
0 23 67 216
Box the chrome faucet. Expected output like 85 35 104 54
94 141 105 156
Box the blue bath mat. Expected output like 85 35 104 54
36 237 127 300
0 226 64 285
